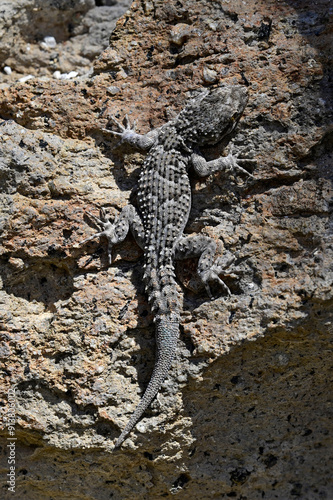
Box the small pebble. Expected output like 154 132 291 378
53 71 78 80
202 66 218 83
4 66 12 75
43 36 57 48
107 86 121 95
169 23 191 46
18 74 33 83
66 71 78 79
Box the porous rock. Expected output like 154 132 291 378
0 0 332 498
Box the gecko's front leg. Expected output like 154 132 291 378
191 144 255 178
102 114 159 151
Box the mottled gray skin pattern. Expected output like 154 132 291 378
82 85 251 447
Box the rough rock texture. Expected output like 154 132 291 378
0 0 133 84
0 0 332 498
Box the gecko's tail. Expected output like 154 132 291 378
114 318 179 448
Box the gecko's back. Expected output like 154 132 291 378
137 129 191 319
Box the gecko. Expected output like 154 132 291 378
81 85 253 447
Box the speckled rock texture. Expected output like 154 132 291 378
0 0 332 498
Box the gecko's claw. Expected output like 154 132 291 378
80 209 117 264
101 115 126 138
201 270 231 299
124 114 131 129
102 114 137 146
85 210 106 228
109 115 126 131
101 128 123 137
80 231 103 245
101 115 126 139
124 114 137 131
200 253 236 298
235 163 254 177
226 144 255 178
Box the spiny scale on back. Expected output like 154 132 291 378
81 85 251 447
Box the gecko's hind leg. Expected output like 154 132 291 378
80 205 145 263
175 235 235 298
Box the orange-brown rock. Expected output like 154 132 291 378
0 0 332 498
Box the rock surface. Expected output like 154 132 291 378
0 0 332 498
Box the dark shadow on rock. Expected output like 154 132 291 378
0 256 75 306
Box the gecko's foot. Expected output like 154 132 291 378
80 208 116 264
200 253 236 299
225 144 256 178
101 114 137 145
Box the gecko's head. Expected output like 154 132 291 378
180 85 248 146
